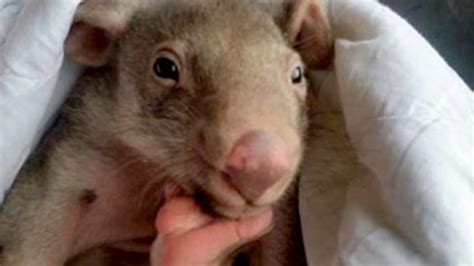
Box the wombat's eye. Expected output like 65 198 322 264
291 66 304 84
153 57 180 82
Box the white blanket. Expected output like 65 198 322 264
0 0 83 202
300 1 474 265
0 0 473 265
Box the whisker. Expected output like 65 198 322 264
136 155 200 211
291 32 320 48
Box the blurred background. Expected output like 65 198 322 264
380 0 473 88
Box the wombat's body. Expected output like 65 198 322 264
0 0 334 265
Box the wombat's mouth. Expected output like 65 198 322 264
194 188 267 220
191 172 274 219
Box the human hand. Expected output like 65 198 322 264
151 196 273 266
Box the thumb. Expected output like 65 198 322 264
152 198 273 266
188 208 274 260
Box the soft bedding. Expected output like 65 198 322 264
300 1 474 265
0 0 473 265
0 0 83 202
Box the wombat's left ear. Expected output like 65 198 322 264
64 1 141 67
281 0 333 68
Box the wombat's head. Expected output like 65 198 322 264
65 0 332 218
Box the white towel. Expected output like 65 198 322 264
300 1 474 265
0 0 83 202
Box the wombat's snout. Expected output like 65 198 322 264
224 130 291 202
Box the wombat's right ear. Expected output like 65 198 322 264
65 1 139 67
277 0 334 69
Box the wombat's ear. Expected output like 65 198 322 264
65 1 139 67
281 0 333 68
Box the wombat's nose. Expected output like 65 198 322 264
225 130 291 202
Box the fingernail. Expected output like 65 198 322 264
164 183 180 200
262 208 274 227
238 207 274 240
257 208 274 236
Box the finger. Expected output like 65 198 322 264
156 196 212 235
184 208 274 259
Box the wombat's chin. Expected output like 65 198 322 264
188 172 283 219
192 187 271 220
214 204 269 220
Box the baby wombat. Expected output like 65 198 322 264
0 0 332 265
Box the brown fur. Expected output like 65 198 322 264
0 0 333 265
